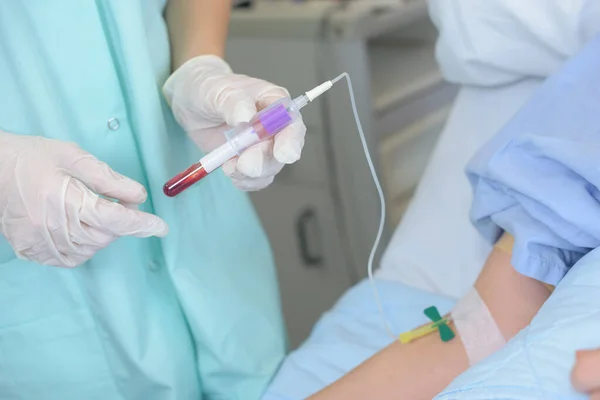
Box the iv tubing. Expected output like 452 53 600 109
331 72 395 338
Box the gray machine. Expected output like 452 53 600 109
226 0 457 347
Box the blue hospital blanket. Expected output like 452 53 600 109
467 32 600 285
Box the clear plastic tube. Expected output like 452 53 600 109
333 73 394 338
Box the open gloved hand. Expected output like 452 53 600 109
0 131 169 268
163 55 307 191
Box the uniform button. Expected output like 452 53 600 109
148 260 160 271
107 117 120 131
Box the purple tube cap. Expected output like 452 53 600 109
259 104 293 136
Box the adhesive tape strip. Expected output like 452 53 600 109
451 288 505 365
494 232 555 293
494 232 514 254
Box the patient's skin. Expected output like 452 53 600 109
309 244 552 400
572 349 600 399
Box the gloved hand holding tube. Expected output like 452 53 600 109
163 55 307 191
0 131 169 268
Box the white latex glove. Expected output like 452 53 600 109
0 132 169 268
163 55 307 191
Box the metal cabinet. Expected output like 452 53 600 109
227 0 457 347
250 184 353 344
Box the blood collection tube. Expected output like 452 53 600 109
162 161 208 198
164 79 334 197
164 97 302 197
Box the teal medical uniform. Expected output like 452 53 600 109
0 1 285 399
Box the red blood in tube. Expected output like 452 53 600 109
164 104 293 197
163 162 208 197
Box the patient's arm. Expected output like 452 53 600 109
309 237 552 400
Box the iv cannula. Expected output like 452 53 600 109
163 80 336 197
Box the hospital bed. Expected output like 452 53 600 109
262 78 545 399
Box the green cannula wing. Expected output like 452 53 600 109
424 306 442 322
438 323 456 342
423 306 455 342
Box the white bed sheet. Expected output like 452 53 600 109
376 79 543 298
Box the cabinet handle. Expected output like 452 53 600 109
296 208 323 268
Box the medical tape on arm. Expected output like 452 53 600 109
447 232 510 365
495 231 515 254
495 232 555 293
451 288 506 365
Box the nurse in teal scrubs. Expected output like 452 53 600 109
0 1 306 399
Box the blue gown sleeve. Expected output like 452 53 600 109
467 33 600 285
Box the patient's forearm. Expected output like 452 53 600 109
476 243 551 339
309 241 551 399
309 325 468 400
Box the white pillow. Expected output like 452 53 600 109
377 80 542 298
428 0 598 87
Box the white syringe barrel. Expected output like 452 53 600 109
200 97 303 173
